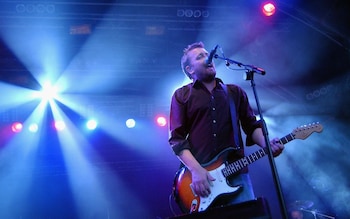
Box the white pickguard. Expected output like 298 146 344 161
197 163 242 212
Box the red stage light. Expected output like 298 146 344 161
262 2 276 17
156 116 167 127
11 122 23 133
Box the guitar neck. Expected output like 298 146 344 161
279 132 295 145
221 132 295 178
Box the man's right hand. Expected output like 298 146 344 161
176 149 216 197
190 166 215 197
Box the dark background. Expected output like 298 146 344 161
0 0 349 218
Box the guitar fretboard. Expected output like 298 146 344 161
279 133 295 145
221 132 295 178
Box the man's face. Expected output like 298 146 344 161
186 47 216 82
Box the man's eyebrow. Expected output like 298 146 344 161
196 51 208 59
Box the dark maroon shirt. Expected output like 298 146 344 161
169 78 260 165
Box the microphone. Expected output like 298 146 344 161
206 45 219 65
249 65 266 75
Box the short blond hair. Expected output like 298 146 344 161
181 42 205 79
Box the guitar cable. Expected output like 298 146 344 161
168 192 177 216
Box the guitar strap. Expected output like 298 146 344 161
221 83 240 149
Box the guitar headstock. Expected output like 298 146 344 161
292 122 323 140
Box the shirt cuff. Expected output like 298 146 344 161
172 140 191 155
246 120 263 146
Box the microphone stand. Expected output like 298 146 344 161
215 55 288 219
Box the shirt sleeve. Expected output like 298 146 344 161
245 120 263 146
168 88 191 155
232 85 262 146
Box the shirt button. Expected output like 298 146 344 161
213 120 216 123
213 133 217 137
212 107 216 111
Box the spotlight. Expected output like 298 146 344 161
26 4 35 13
36 4 45 13
126 119 136 128
193 10 201 18
201 10 210 18
156 116 167 127
11 122 23 133
28 123 39 133
46 4 55 14
262 2 276 17
184 9 193 17
54 121 66 131
86 119 98 130
16 4 26 13
39 81 58 101
177 9 185 17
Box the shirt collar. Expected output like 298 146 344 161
192 78 224 88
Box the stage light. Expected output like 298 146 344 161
40 81 58 101
156 116 167 127
11 122 23 133
86 119 98 130
262 2 276 17
28 123 39 133
126 119 136 128
177 9 209 18
54 120 66 131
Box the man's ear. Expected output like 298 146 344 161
185 65 194 76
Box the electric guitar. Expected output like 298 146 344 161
172 123 323 213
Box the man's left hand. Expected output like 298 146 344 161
270 138 284 157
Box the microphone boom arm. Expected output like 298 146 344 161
214 54 266 75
